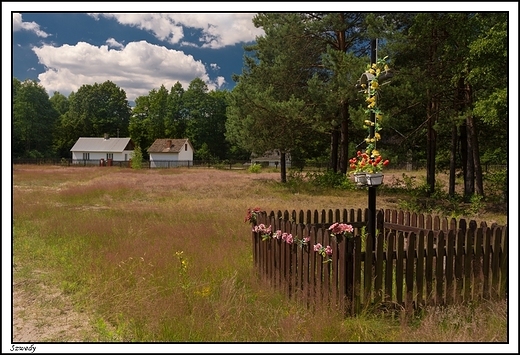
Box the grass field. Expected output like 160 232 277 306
10 165 510 351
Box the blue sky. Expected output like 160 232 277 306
9 9 265 103
6 2 518 105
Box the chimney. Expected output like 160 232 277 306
166 139 172 149
104 133 109 140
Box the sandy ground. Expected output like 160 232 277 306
11 267 97 343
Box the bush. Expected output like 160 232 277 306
483 168 507 203
306 171 352 189
131 146 143 169
248 163 262 173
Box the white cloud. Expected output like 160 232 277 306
89 13 263 48
210 63 220 71
106 38 123 49
32 41 213 101
215 76 226 88
12 13 50 38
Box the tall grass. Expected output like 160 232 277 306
12 165 508 345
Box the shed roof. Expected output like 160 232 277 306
147 138 192 153
70 137 133 152
251 150 291 161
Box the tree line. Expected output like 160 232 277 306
12 12 507 199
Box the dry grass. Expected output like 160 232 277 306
11 165 509 347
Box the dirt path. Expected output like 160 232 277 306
12 268 97 343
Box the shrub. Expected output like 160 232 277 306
131 146 143 169
248 163 262 173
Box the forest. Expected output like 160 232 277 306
12 12 507 199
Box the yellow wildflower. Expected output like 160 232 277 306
372 149 380 157
374 133 381 141
372 63 377 69
364 120 374 126
376 113 383 120
369 68 375 75
376 68 381 76
371 81 379 89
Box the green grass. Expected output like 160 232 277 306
12 165 508 345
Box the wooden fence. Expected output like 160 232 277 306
252 209 508 316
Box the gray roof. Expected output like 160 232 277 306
70 137 133 152
147 138 192 153
251 150 291 161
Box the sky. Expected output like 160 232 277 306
10 10 264 104
5 2 519 105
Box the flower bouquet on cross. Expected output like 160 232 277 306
350 56 391 186
349 150 390 175
349 149 389 186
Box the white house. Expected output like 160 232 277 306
70 134 135 165
251 150 291 168
147 138 194 168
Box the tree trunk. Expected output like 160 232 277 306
280 151 287 183
449 124 457 197
339 100 349 174
330 128 339 173
426 91 437 196
460 121 468 194
450 77 467 197
465 82 484 196
464 119 475 201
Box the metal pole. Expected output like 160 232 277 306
368 39 377 250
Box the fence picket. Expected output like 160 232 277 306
411 212 418 228
473 228 484 301
425 231 435 305
306 210 312 224
405 232 416 311
374 232 384 306
315 228 324 305
435 231 445 305
416 230 425 307
337 228 347 315
491 228 502 300
364 226 374 305
309 227 317 312
464 229 474 302
418 213 425 229
353 235 362 314
500 227 508 298
445 231 455 305
290 223 298 298
384 232 395 305
482 228 491 299
454 229 464 303
395 232 405 305
434 216 440 231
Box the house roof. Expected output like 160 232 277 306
147 138 192 153
70 137 133 152
251 150 291 161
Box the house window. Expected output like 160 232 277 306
185 144 188 151
82 153 90 160
107 153 113 160
124 154 128 161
